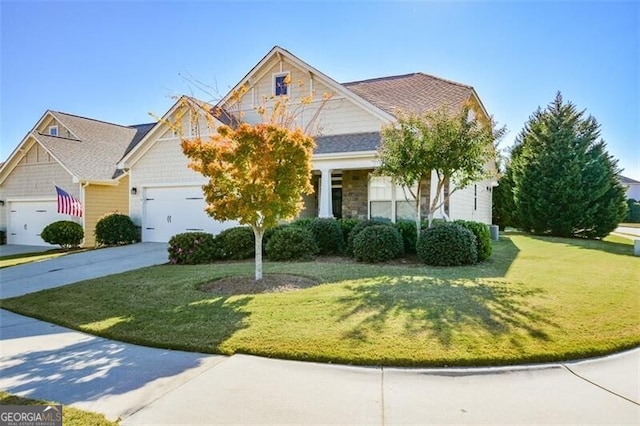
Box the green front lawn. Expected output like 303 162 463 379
0 392 117 426
1 234 638 367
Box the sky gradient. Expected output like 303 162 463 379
1 1 638 179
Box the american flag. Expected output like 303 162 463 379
55 185 83 217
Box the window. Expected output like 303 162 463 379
369 176 418 222
274 73 289 96
49 125 58 136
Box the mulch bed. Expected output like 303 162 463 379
202 274 320 295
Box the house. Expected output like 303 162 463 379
2 46 497 246
0 111 153 246
619 175 640 200
120 46 496 242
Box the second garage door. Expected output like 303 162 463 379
142 186 237 242
8 200 74 246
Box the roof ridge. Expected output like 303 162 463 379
51 110 136 131
342 72 473 89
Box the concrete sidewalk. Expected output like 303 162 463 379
0 311 637 425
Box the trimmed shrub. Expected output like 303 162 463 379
454 220 492 261
41 220 84 249
308 218 344 255
353 225 403 263
95 213 138 246
338 218 360 246
417 223 478 266
394 220 418 254
346 219 387 256
168 232 220 265
266 226 319 261
625 199 640 223
217 226 255 260
291 218 315 229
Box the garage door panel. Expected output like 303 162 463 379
142 186 237 242
8 201 72 246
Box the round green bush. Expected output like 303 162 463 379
168 232 220 265
95 213 138 246
353 225 403 263
41 220 84 249
308 218 344 255
346 219 387 256
454 220 492 261
626 199 640 223
266 226 319 261
216 227 255 260
338 218 359 246
417 223 478 266
394 220 418 254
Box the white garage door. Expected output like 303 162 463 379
8 200 74 246
142 186 238 243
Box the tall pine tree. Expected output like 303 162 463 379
509 92 627 238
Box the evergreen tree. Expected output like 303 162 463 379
509 92 627 238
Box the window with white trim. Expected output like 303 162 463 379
274 72 290 96
49 125 58 136
369 176 418 222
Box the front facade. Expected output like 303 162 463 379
3 46 497 245
0 112 152 246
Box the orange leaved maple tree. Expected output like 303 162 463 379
181 113 316 281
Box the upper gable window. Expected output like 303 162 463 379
49 125 58 136
274 72 290 96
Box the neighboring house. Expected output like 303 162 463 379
0 111 153 246
120 46 497 242
619 175 640 200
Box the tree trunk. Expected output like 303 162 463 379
414 184 422 243
253 227 264 281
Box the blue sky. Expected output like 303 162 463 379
1 1 638 179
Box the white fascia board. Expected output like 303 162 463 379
312 151 380 170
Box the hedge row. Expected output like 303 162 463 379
167 218 493 266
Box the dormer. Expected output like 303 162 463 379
35 112 76 139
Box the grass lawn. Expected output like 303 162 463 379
1 234 638 367
0 249 82 269
0 391 117 426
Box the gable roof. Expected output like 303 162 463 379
218 46 395 124
343 72 478 117
1 111 153 184
619 175 640 184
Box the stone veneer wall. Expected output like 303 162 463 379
341 169 372 219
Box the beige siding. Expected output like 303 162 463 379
129 137 206 225
83 175 130 247
224 55 385 136
449 179 492 224
0 143 76 231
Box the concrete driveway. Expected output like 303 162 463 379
0 243 168 298
0 242 638 424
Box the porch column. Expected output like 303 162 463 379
318 168 333 218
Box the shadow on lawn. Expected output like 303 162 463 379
339 276 557 346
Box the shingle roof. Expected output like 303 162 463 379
315 132 381 154
619 175 640 184
343 72 474 117
33 111 153 180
